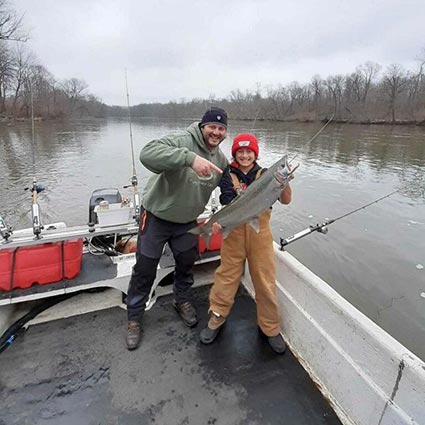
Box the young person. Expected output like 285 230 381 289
200 133 292 354
126 107 229 350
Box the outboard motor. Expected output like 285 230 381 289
88 188 122 224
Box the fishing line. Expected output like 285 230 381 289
329 189 400 223
288 114 335 164
250 107 261 131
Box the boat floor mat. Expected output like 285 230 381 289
0 286 342 425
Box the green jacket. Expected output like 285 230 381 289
140 122 228 223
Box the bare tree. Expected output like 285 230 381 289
60 78 88 114
287 81 309 116
310 75 323 114
381 64 408 122
265 85 283 120
0 41 13 111
0 0 28 41
10 44 34 117
229 89 247 118
31 64 55 117
324 74 344 115
345 72 363 103
357 61 381 104
406 48 425 118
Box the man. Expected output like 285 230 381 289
126 107 229 350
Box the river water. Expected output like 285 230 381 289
1 118 424 360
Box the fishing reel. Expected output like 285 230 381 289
123 176 138 189
24 182 45 194
316 224 328 234
123 177 141 225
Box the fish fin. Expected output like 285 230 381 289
204 234 212 248
192 224 213 248
229 190 247 203
222 228 231 239
249 218 260 233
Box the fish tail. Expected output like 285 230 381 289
189 224 213 248
188 226 202 235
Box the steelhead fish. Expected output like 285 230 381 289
190 117 334 247
189 155 298 247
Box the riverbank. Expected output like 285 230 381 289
250 117 425 127
3 114 425 127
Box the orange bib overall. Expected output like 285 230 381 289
209 171 280 337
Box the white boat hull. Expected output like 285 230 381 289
241 243 425 425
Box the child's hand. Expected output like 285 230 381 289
288 163 296 181
211 222 222 235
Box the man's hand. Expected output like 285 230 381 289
192 155 223 178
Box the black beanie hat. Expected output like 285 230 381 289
200 107 228 128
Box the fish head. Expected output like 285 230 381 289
274 155 291 185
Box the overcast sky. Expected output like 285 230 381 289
15 0 425 106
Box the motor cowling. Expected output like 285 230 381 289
88 188 122 224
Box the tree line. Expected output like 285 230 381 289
1 1 424 124
0 40 107 120
0 1 106 120
120 57 425 125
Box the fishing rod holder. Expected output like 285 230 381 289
279 223 330 250
26 179 45 238
0 215 13 242
123 177 141 225
32 203 43 238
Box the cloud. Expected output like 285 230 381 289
16 0 425 105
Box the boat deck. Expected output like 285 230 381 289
0 285 342 425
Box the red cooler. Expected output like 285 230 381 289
0 239 83 292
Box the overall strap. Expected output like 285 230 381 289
229 168 263 191
230 172 241 191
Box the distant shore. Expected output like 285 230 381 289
2 115 425 127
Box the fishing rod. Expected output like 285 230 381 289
0 81 45 242
28 81 44 239
123 70 141 225
280 189 400 249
